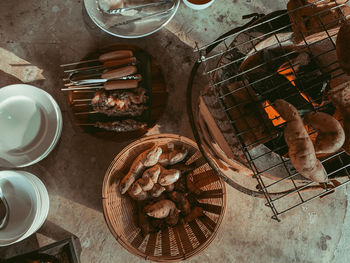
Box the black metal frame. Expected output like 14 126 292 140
187 1 350 221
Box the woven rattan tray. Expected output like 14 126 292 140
102 134 226 262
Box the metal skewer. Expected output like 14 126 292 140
65 66 138 82
64 64 105 74
62 86 104 91
60 50 134 67
63 57 139 74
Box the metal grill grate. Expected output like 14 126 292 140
194 0 350 221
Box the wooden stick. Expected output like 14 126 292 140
62 86 104 91
77 123 95 126
72 103 90 107
72 99 91 103
74 111 98 115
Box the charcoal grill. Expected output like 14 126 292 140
187 0 350 221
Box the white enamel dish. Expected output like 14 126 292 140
0 84 62 168
84 0 180 38
0 170 49 247
13 171 50 244
0 171 38 245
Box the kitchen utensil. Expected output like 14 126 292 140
109 6 176 28
64 74 141 87
100 0 174 15
63 79 140 91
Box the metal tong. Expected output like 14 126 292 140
101 0 174 15
63 74 141 88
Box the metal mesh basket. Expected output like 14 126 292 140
187 0 350 221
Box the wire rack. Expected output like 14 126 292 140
192 0 350 221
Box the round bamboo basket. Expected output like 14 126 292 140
102 134 226 262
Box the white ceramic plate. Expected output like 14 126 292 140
0 171 39 246
14 171 49 244
84 0 180 38
0 84 62 168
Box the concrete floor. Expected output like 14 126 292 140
0 0 350 262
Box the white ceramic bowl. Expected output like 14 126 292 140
182 0 215 10
0 171 39 246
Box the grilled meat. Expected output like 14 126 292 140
94 119 147 132
91 88 148 116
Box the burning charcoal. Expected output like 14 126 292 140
239 47 335 157
220 81 276 147
262 48 295 73
295 61 331 105
249 73 314 113
241 47 332 113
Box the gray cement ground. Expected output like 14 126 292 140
0 0 350 262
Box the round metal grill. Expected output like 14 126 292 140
187 0 350 221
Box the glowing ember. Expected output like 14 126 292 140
278 62 320 107
262 100 285 126
278 63 296 86
261 61 322 127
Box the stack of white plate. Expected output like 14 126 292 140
0 170 50 246
0 84 62 168
0 84 59 246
